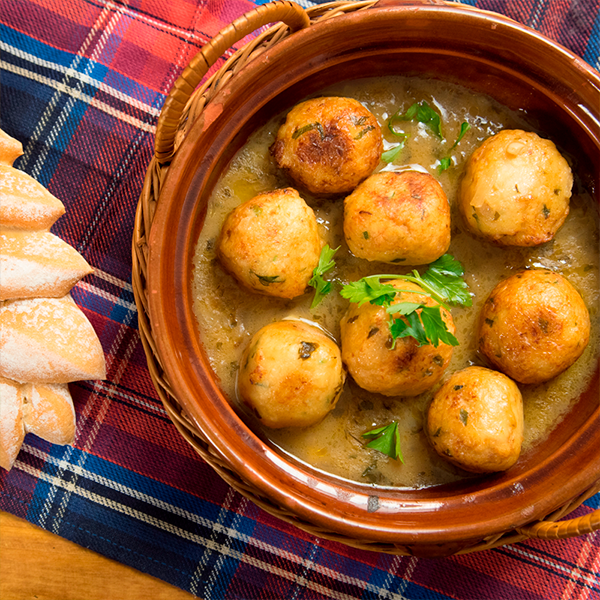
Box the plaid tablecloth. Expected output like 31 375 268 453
1 0 599 598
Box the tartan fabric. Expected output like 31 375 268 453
0 0 599 598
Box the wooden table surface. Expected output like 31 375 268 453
0 511 197 599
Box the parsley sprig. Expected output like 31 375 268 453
362 422 403 462
438 122 471 172
417 253 472 307
382 101 442 163
392 100 443 139
308 244 339 309
388 303 460 347
381 100 470 169
341 254 471 309
340 254 471 347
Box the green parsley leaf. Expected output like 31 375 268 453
420 254 472 307
388 117 409 139
439 122 471 172
292 122 325 140
253 273 282 286
418 305 459 347
390 310 430 346
339 276 397 307
452 121 471 148
388 304 458 348
386 301 422 316
438 157 452 172
309 244 339 309
390 100 443 139
362 422 404 462
381 141 406 163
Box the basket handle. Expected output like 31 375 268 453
154 0 310 163
518 506 600 540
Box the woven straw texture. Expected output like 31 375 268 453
131 0 600 556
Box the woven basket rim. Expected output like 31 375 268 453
131 0 600 556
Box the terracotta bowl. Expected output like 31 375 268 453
145 0 600 556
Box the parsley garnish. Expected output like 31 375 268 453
382 102 470 169
381 116 408 162
390 100 443 139
341 254 471 308
339 275 397 307
292 122 325 140
253 273 282 286
388 303 459 347
438 157 452 171
309 244 339 309
381 101 441 163
381 139 406 163
354 125 375 140
362 422 403 462
419 254 472 307
340 254 471 347
439 122 471 172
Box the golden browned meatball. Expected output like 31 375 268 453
426 366 524 473
271 97 383 195
478 269 590 384
217 188 323 299
340 281 455 396
459 130 572 246
238 320 345 429
343 170 451 265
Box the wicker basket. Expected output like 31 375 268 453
131 0 600 555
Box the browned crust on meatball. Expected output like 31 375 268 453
271 97 383 195
343 170 451 264
478 269 591 384
238 320 346 429
426 366 524 473
217 188 323 299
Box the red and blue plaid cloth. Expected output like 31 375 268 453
1 1 599 598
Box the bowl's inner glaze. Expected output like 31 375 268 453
149 4 600 548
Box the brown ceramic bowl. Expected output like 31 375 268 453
146 0 600 556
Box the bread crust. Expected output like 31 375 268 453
0 128 23 166
0 295 106 385
0 378 76 470
0 164 66 231
0 229 93 300
0 129 105 471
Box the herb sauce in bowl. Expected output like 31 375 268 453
191 76 599 488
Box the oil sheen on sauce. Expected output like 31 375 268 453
191 76 599 489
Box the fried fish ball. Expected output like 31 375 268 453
426 366 524 473
217 188 323 299
459 129 572 246
343 170 451 265
271 96 383 195
238 320 345 429
478 269 590 384
340 281 455 396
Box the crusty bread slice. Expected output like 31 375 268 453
0 229 93 300
0 129 23 166
0 377 25 470
0 295 106 384
23 382 76 445
0 378 78 471
0 164 65 230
